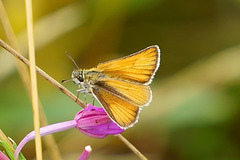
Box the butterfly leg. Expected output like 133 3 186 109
75 91 80 102
75 85 81 102
77 89 87 104
76 86 85 102
107 117 111 129
92 96 95 106
83 92 87 105
76 107 86 120
77 88 92 104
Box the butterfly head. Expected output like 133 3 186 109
72 69 85 85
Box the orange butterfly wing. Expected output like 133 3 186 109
90 45 160 128
97 45 160 85
92 79 151 128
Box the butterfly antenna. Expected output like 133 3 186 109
66 51 79 70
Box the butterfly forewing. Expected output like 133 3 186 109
97 45 160 84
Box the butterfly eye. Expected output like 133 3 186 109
78 76 84 82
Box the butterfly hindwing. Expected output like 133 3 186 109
92 78 151 128
95 78 152 106
92 86 139 128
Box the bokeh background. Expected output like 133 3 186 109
1 0 240 159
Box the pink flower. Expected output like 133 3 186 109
14 104 124 159
75 105 124 139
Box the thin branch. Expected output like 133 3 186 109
0 39 86 108
117 134 148 160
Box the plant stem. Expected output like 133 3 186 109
117 134 148 160
14 120 76 159
25 0 42 159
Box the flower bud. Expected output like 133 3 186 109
75 105 124 139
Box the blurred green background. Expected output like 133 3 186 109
1 0 240 159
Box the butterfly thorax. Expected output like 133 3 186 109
71 68 105 93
